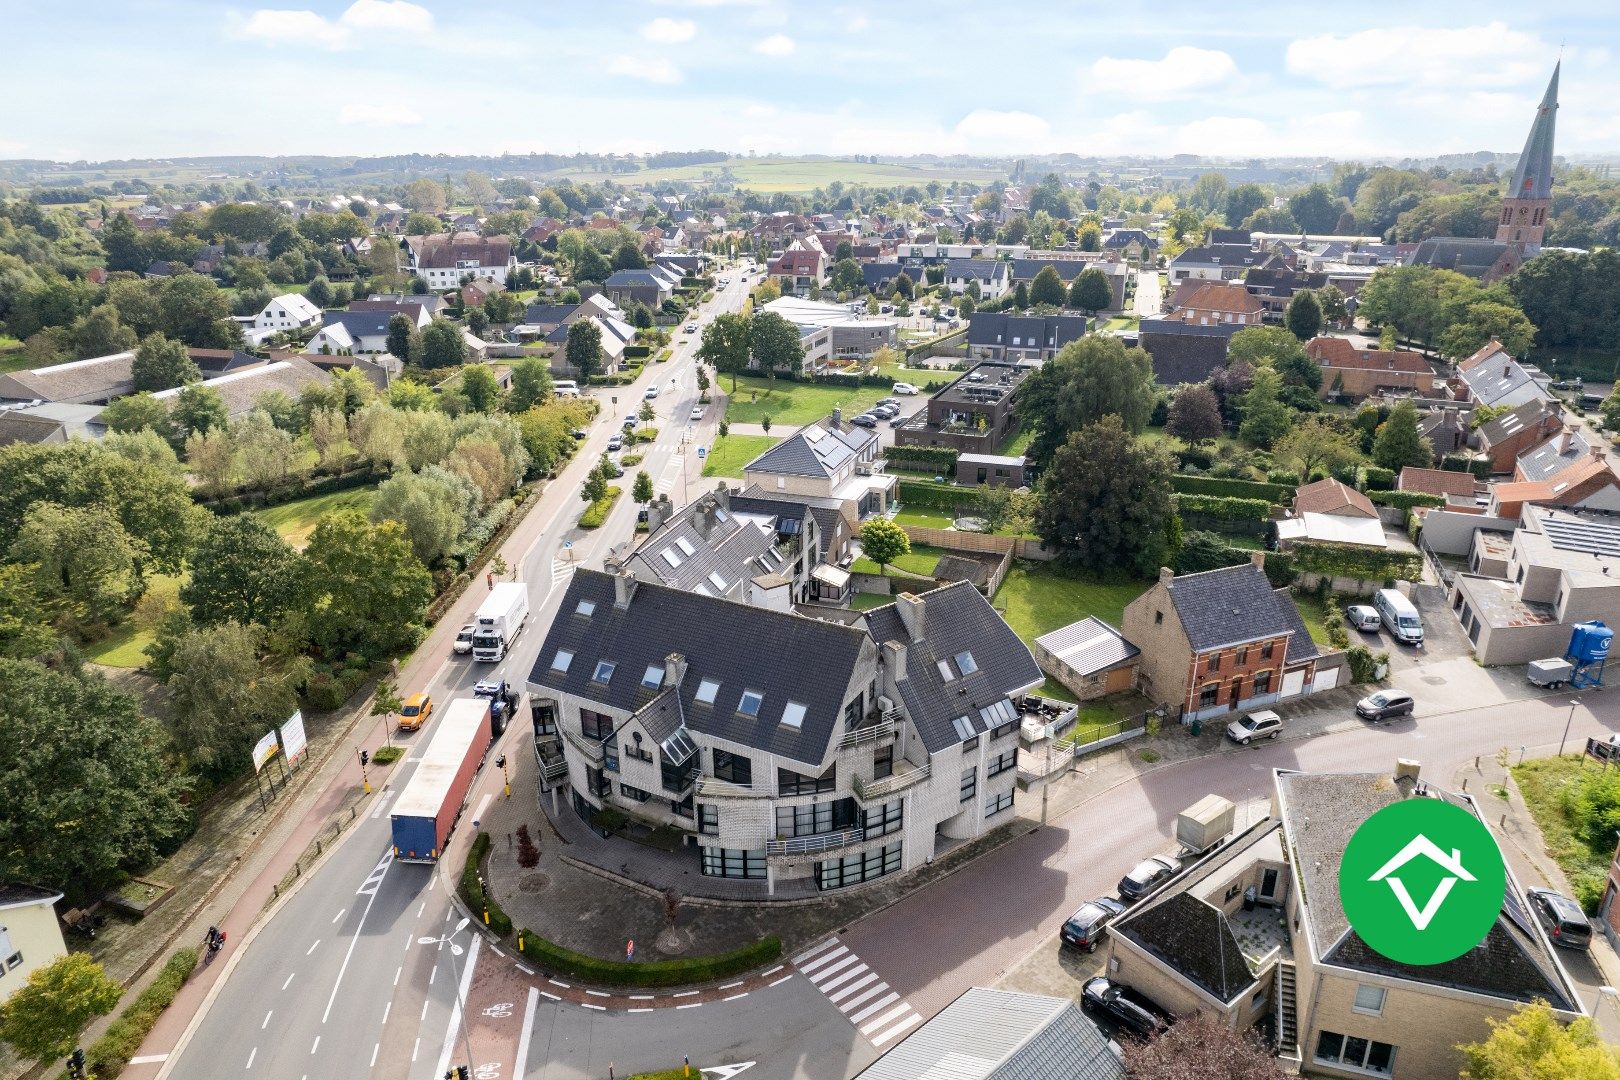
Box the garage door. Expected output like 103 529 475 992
1311 667 1341 693
1281 669 1306 698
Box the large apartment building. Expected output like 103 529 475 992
527 571 1043 896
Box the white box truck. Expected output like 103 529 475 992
471 582 529 662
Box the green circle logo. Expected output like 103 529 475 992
1339 799 1506 965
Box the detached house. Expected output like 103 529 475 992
1306 338 1436 400
601 266 679 311
528 572 1042 895
1475 400 1564 474
1122 560 1334 723
742 413 896 526
1168 281 1263 327
767 248 828 296
403 232 516 290
942 259 1010 299
252 292 322 335
1456 342 1554 410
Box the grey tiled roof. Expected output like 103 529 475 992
965 312 1088 350
529 570 869 767
1477 399 1556 445
0 882 62 909
1138 320 1238 385
743 420 872 479
862 582 1044 754
322 310 395 338
0 351 135 404
626 494 788 600
1164 564 1318 664
1410 238 1514 279
1114 892 1255 1004
1036 616 1139 677
1461 355 1552 409
1517 431 1590 483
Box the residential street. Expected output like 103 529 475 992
1133 269 1161 317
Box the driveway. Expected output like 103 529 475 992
1133 270 1161 317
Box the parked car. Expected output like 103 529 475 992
848 413 878 428
398 692 433 731
1374 588 1424 646
684 324 698 334
892 382 920 395
1226 709 1283 745
645 386 659 399
1061 897 1127 952
1081 976 1171 1038
1118 855 1180 902
623 415 638 428
1526 888 1593 950
877 398 900 408
570 429 588 440
689 405 704 421
606 434 623 452
453 624 475 655
871 404 898 420
1345 604 1381 632
1355 689 1415 723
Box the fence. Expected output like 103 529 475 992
901 524 1057 563
1065 714 1151 758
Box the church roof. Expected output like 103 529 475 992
1509 63 1559 203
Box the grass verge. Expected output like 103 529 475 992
86 573 185 668
578 487 622 529
1510 756 1613 911
517 930 781 988
72 948 199 1080
700 433 779 478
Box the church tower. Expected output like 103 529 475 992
1496 62 1559 250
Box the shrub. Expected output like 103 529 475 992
515 932 781 988
1367 489 1448 513
460 832 513 936
1346 645 1388 683
578 486 621 529
1442 453 1492 479
75 949 198 1080
1290 542 1422 584
897 478 964 512
1175 446 1215 471
1266 468 1300 486
1260 548 1296 587
885 446 959 475
1361 465 1396 490
1171 474 1294 502
1171 493 1273 522
372 745 404 765
303 664 370 712
1323 608 1350 649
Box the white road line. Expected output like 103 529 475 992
431 934 481 1080
797 946 849 974
282 973 295 991
768 974 794 988
817 962 869 995
381 1001 391 1026
305 939 321 956
672 990 698 997
539 990 560 1001
518 964 534 976
807 953 861 983
310 1036 320 1055
416 902 425 919
428 874 436 891
514 987 540 1075
585 989 609 997
870 1013 922 1046
394 966 401 987
404 932 414 951
581 1003 606 1011
322 853 396 1024
332 909 346 923
420 999 430 1022
675 1002 702 1010
861 1003 913 1036
760 965 784 977
412 1039 420 1063
828 972 877 1004
723 992 748 1002
793 938 841 964
549 978 569 988
628 994 654 1000
262 1010 273 1029
129 1055 168 1065
245 1047 256 1069
491 945 504 957
853 997 903 1029
842 985 893 1016
628 1007 653 1013
718 981 744 990
430 965 437 985
369 1044 379 1068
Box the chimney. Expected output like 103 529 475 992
895 592 926 641
694 500 717 540
1394 757 1422 793
613 567 638 609
1249 550 1267 571
881 639 907 677
647 495 674 536
712 481 731 510
1159 566 1176 586
664 652 687 689
832 406 843 427
1502 364 1510 380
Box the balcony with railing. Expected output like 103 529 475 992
837 715 898 752
694 775 766 799
539 757 570 782
560 725 605 764
766 828 865 857
852 759 931 803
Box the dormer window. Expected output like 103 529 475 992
954 651 978 675
592 660 617 684
641 665 664 689
551 649 574 673
738 690 764 717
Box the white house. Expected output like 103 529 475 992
403 232 517 290
253 293 323 334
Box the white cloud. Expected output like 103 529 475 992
1286 22 1548 89
339 103 424 126
953 109 1051 151
753 33 796 57
650 0 764 6
1089 47 1238 101
742 104 777 119
640 17 696 44
608 55 683 84
236 0 432 50
837 7 868 32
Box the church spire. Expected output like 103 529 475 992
1496 62 1559 249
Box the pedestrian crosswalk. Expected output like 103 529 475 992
551 557 576 585
794 938 922 1048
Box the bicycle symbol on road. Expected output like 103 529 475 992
481 1002 513 1019
474 1064 501 1080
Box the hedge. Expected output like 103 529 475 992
515 930 781 988
886 446 959 476
623 344 652 359
1172 493 1274 522
897 478 967 511
70 949 199 1080
578 486 622 529
1367 490 1448 513
461 832 514 936
1288 541 1422 584
1361 465 1396 491
1171 474 1294 502
1442 454 1493 479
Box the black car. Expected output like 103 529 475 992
1355 690 1415 723
1527 888 1593 950
1117 855 1180 902
1061 897 1127 952
1081 976 1171 1038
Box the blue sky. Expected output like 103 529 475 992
3 0 1617 162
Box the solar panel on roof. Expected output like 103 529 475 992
1503 888 1534 937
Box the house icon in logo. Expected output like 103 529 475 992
1368 834 1477 931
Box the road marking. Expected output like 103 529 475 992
628 994 654 1000
310 1036 320 1055
816 962 869 995
518 965 534 976
245 1047 256 1069
369 791 396 819
585 989 609 998
797 946 849 974
428 874 436 891
581 1003 606 1011
859 1001 909 1034
430 965 437 985
768 974 794 988
282 973 295 991
673 990 698 997
760 965 784 977
724 992 748 1001
471 793 493 825
369 1044 379 1068
871 1012 922 1046
306 939 321 955
129 1055 168 1065
491 945 504 957
421 999 430 1022
719 981 744 990
381 1001 390 1026
416 902 425 919
514 988 540 1076
806 953 860 982
828 973 877 1003
842 986 893 1018
412 1039 420 1063
539 991 559 1001
675 1002 702 1010
262 1010 273 1029
323 851 395 1023
628 1007 653 1013
332 909 346 924
432 934 481 1080
394 966 402 987
549 979 570 988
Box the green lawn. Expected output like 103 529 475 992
86 573 185 668
0 342 34 374
722 376 890 426
700 433 779 478
1000 427 1035 457
850 592 893 611
892 506 955 529
992 562 1151 644
851 542 948 578
1291 592 1338 647
256 487 377 550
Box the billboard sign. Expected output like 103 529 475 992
251 729 280 774
279 711 308 767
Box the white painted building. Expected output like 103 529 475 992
252 293 323 334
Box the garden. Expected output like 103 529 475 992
1511 755 1620 912
721 375 891 426
699 433 779 478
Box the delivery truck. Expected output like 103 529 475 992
471 582 529 662
390 698 492 863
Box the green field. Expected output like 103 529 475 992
551 157 1003 194
256 487 376 549
991 562 1151 645
1511 756 1612 911
86 573 184 668
851 542 948 578
700 434 779 478
722 376 890 426
1292 591 1338 646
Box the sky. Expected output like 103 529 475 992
3 0 1619 163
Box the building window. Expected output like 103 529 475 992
1262 641 1275 660
1353 984 1386 1016
581 710 614 741
1208 652 1221 673
712 749 752 787
1198 683 1219 709
603 742 619 772
873 743 894 780
592 660 616 684
1155 611 1163 625
3 951 18 971
987 749 1016 778
1253 670 1272 696
619 782 651 803
698 803 718 835
863 799 903 839
624 736 654 763
662 756 697 794
776 798 856 837
670 793 694 818
1236 647 1249 666
816 842 901 890
992 720 1018 740
962 733 980 752
1315 1031 1395 1075
696 678 722 705
778 765 836 796
738 690 764 717
985 790 1014 817
702 847 765 879
960 766 978 803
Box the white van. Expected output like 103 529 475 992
553 380 580 398
1374 588 1423 646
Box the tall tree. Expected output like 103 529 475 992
0 659 191 899
1224 184 1268 226
460 364 503 413
159 620 310 775
1286 183 1343 233
1035 416 1175 576
1372 399 1433 470
385 312 421 363
131 332 200 392
633 469 654 505
71 304 137 359
507 356 553 412
420 317 467 369
1022 336 1157 468
858 518 910 575
1274 415 1361 479
698 312 752 391
751 310 804 380
180 514 303 627
299 509 433 658
1166 383 1222 444
370 469 472 564
1067 267 1113 313
0 953 122 1062
1237 366 1292 448
1285 290 1324 340
1028 265 1066 307
0 563 57 659
169 383 228 444
565 318 603 382
100 391 172 436
10 503 146 623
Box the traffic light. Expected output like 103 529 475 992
458 1068 471 1080
496 756 507 770
359 749 369 767
67 1048 86 1079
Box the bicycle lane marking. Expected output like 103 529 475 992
458 935 537 1080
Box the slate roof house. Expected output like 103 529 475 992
1457 349 1554 411
1103 763 1584 1076
1166 243 1263 285
619 486 804 608
1418 405 1470 461
0 351 136 405
528 572 1042 895
742 413 897 525
943 259 1010 299
306 309 401 356
1515 427 1598 483
1475 400 1564 474
1121 559 1334 722
601 266 678 311
1136 319 1239 385
964 312 1088 364
403 232 516 290
1009 257 1128 311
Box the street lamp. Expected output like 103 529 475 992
1560 699 1580 757
418 918 477 1079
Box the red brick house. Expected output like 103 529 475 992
1306 337 1437 399
1475 400 1564 474
1168 281 1264 326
